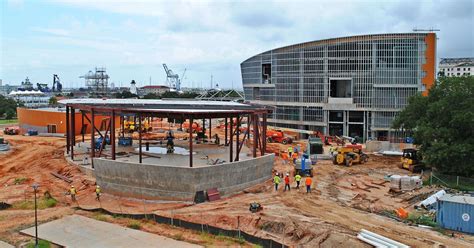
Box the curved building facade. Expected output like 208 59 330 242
241 33 436 141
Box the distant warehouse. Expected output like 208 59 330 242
241 33 436 141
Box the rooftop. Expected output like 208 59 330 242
439 58 474 65
439 194 474 205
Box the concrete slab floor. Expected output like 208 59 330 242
0 240 14 248
21 215 202 248
73 139 253 167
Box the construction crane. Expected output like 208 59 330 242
162 64 185 91
53 74 62 92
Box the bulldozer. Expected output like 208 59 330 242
332 145 368 166
399 148 424 173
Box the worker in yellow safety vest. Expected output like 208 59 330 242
95 185 101 201
287 146 293 158
70 185 77 202
295 174 302 189
273 173 281 191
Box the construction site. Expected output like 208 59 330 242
0 95 473 247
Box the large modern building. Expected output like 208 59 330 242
241 33 436 141
439 58 474 77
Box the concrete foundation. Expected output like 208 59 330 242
94 154 274 200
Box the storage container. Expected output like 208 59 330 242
437 194 474 234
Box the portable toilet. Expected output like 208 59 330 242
436 194 474 234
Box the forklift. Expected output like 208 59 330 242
399 148 424 173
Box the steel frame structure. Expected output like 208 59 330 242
64 102 269 168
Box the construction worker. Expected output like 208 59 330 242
273 173 281 191
95 185 101 201
295 173 302 189
70 185 77 202
329 145 336 157
284 173 290 191
287 146 293 158
305 175 312 193
292 151 298 165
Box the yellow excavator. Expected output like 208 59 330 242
399 148 424 173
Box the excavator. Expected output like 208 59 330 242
399 148 424 173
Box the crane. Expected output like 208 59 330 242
162 64 185 91
53 74 62 92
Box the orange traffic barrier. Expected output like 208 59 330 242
395 207 409 219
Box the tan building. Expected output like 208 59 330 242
140 85 170 96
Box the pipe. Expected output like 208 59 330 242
360 229 410 248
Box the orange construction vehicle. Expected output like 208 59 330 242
4 126 20 135
183 121 203 133
266 130 293 144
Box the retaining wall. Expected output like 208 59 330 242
365 140 414 153
94 154 274 200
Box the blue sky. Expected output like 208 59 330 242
1 0 473 89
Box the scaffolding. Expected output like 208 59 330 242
80 67 109 96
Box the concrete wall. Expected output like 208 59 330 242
94 154 274 201
365 140 414 153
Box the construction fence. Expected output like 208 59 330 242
77 206 287 248
427 172 474 191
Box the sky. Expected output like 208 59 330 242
1 0 473 89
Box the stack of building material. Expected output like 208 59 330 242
390 175 422 191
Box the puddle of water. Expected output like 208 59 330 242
136 146 195 155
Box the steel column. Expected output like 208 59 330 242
224 118 228 146
209 118 211 142
252 114 257 158
91 108 95 168
66 106 70 154
70 107 75 160
189 117 193 168
81 111 85 142
138 114 142 164
111 111 116 160
229 117 233 162
263 113 267 155
235 115 240 161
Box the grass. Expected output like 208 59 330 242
0 119 18 125
407 213 437 227
26 240 51 248
92 213 108 222
172 233 184 241
127 220 142 230
13 177 28 185
11 195 57 210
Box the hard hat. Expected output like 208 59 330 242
286 173 289 176
275 172 279 176
96 185 100 188
71 185 75 188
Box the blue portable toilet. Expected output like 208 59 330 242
437 194 474 234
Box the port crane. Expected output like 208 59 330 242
162 64 186 91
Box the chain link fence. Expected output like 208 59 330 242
428 172 474 191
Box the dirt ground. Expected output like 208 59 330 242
1 130 473 247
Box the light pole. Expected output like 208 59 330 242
32 183 39 248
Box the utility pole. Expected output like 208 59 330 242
32 183 39 248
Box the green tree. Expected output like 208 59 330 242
143 93 160 99
393 76 474 177
49 97 58 106
0 95 20 119
114 90 137 99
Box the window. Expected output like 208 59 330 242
457 68 460 71
262 63 271 84
469 68 471 71
457 73 460 76
330 79 352 98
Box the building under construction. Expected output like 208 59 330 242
241 33 436 142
